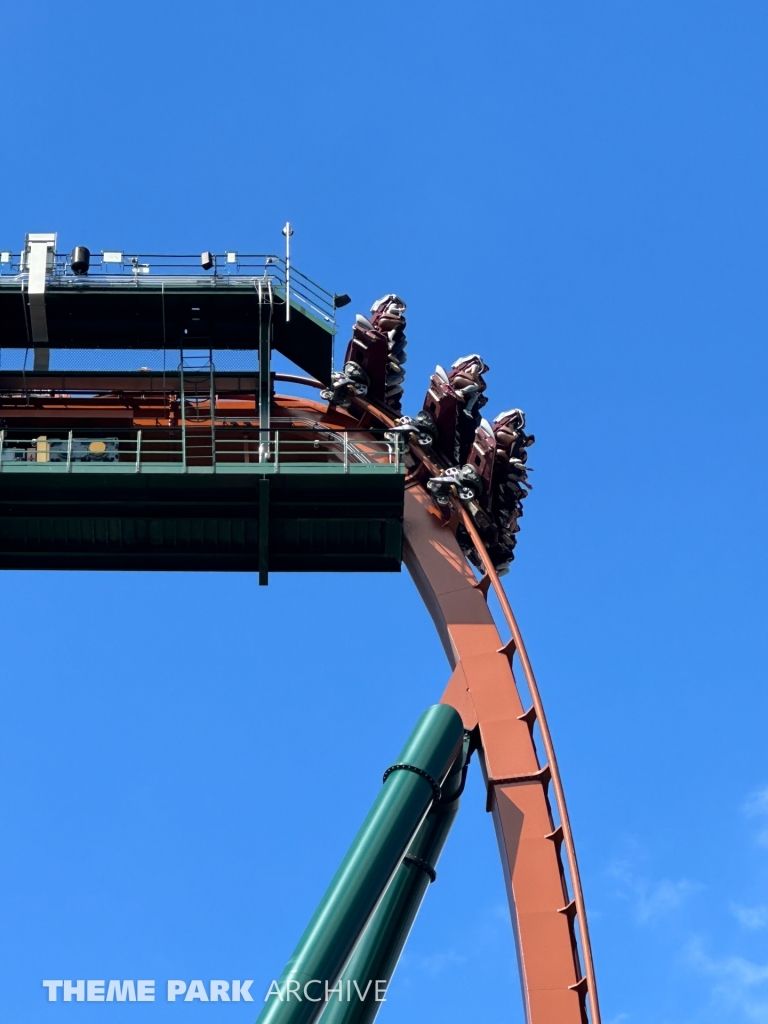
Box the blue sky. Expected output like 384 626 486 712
1 2 767 1021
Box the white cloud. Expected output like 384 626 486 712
688 938 768 1022
608 858 700 924
732 904 768 930
491 901 509 921
744 788 768 818
415 949 467 976
636 877 699 923
743 787 768 847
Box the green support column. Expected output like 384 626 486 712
259 478 269 586
256 704 464 1024
318 734 470 1024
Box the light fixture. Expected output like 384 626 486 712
334 293 352 308
201 251 214 270
70 246 90 275
102 251 123 264
225 251 238 264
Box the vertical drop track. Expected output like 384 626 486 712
279 389 601 1024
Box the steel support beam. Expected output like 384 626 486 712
319 735 470 1024
259 477 269 586
403 486 590 1024
256 704 464 1024
25 232 56 371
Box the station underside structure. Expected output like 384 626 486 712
0 392 403 573
0 235 600 1024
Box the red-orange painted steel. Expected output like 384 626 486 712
0 365 600 1022
348 395 601 1024
404 487 590 1024
455 504 601 1024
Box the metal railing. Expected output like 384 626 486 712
0 427 404 475
0 252 336 329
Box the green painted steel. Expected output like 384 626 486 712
0 287 335 384
0 470 403 572
317 735 470 1024
256 705 464 1024
259 478 270 585
0 462 402 477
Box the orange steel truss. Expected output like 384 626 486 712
286 392 601 1024
0 367 600 1022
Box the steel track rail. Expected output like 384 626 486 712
275 385 601 1024
353 396 600 1024
452 505 600 1024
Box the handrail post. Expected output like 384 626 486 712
66 430 73 472
274 430 280 473
282 222 294 322
343 431 348 473
0 428 5 472
135 429 142 473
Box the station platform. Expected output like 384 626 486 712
0 410 405 574
0 243 404 577
0 249 335 382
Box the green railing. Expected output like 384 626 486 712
0 427 404 476
0 252 337 329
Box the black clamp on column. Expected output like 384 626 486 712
382 763 442 805
403 855 437 883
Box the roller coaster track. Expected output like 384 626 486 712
0 241 600 1020
279 380 601 1024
